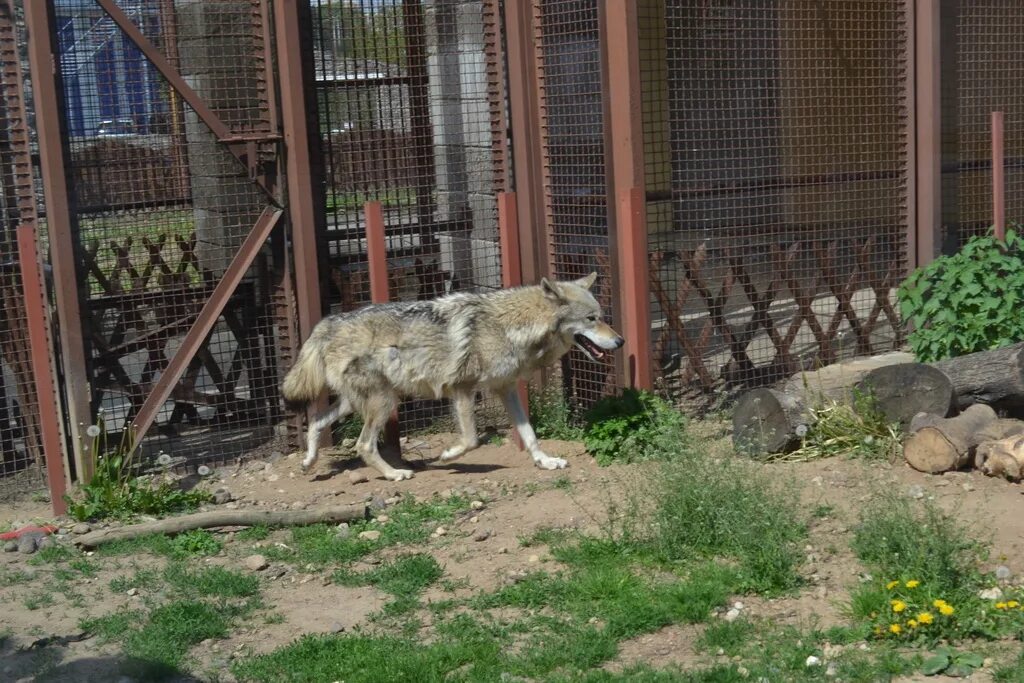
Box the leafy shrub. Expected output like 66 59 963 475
898 227 1024 362
582 389 687 465
65 421 209 522
529 384 584 441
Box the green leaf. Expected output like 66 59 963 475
920 653 949 676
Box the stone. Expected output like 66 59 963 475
907 485 924 499
244 554 269 571
291 501 307 511
72 523 92 535
724 608 741 622
17 536 37 554
358 530 381 541
433 526 447 537
979 587 1003 601
805 655 821 667
336 523 351 539
213 490 234 505
376 515 390 523
127 587 139 597
528 554 540 563
470 500 485 510
996 565 1013 581
473 529 491 542
36 537 54 551
329 622 346 634
370 496 387 511
3 541 17 553
348 470 369 484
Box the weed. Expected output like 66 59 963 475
23 590 55 611
164 563 260 599
553 474 573 491
110 568 161 594
122 600 232 679
335 553 443 616
994 649 1024 682
583 389 688 465
81 610 139 643
64 422 209 522
236 525 271 542
696 620 755 657
170 529 222 556
98 529 222 560
0 567 33 586
529 383 585 441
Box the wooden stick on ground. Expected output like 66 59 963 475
73 504 369 548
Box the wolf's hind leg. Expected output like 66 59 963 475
500 388 567 470
356 395 414 481
439 389 479 463
302 398 352 472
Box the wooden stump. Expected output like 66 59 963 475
732 388 808 457
856 363 955 427
903 404 997 474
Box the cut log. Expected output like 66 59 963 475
72 504 369 548
902 404 998 474
782 352 916 404
931 341 1024 412
732 388 808 457
856 363 955 427
975 431 1024 481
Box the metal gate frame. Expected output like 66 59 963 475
25 0 322 482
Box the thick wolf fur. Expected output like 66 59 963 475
282 272 624 481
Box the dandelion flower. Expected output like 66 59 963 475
157 453 172 466
907 619 918 628
886 580 900 590
889 623 902 635
891 599 907 613
863 435 875 445
85 424 102 438
795 424 809 437
198 465 211 476
905 580 920 589
1007 600 1020 609
938 603 955 616
917 612 934 625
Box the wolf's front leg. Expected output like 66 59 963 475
500 388 567 470
301 399 352 473
439 388 479 463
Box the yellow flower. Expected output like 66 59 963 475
939 603 955 616
995 602 1008 610
886 580 900 590
905 580 920 589
873 626 882 637
907 619 919 628
891 599 907 613
889 623 902 634
917 612 934 625
1008 600 1020 609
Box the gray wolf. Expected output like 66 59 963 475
281 272 624 481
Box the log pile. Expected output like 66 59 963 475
732 341 1024 481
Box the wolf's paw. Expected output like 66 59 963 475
385 469 415 481
534 454 568 470
439 446 466 462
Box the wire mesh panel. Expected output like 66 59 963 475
947 2 1024 245
532 0 615 409
641 0 909 403
0 0 51 498
310 0 507 434
53 0 288 468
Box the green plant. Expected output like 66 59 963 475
898 227 1024 362
582 389 688 465
529 384 584 441
64 421 209 522
772 390 901 463
920 646 985 677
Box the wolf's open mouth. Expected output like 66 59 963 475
574 333 606 361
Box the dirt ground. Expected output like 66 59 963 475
2 426 1024 682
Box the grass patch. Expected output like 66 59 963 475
110 568 161 594
121 600 232 679
335 553 443 616
529 383 585 441
769 391 901 463
164 563 260 599
236 525 272 542
98 529 222 560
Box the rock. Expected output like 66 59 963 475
907 485 925 500
376 515 390 523
825 662 838 677
36 537 54 551
358 530 381 541
370 496 387 511
244 554 269 571
336 523 351 539
505 569 528 584
291 501 307 511
470 500 485 510
269 567 287 580
433 526 447 537
384 497 399 506
348 470 369 484
72 523 92 535
3 541 17 552
724 608 741 622
329 622 346 634
127 587 139 597
469 516 479 524
732 601 744 610
979 587 1003 600
213 490 233 505
473 529 491 542
737 667 750 678
805 655 821 667
498 547 508 554
266 473 280 483
996 565 1013 581
17 536 37 554
814 586 828 599
528 554 540 563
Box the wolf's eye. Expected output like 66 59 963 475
587 315 598 322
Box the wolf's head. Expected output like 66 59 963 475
541 272 625 362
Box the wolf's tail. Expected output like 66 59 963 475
282 338 326 409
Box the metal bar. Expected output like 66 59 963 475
903 0 918 273
131 207 283 443
17 226 67 516
365 201 401 453
93 0 275 200
602 0 651 390
24 0 93 484
498 192 527 450
402 0 436 230
992 111 1005 240
915 0 941 266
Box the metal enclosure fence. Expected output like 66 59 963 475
5 1 1024 509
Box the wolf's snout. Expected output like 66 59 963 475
613 335 625 349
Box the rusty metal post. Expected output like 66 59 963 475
498 192 528 450
24 0 93 483
365 201 401 453
17 226 67 516
602 0 652 390
992 111 1006 241
914 0 941 267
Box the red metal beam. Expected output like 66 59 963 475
17 226 67 516
365 201 401 452
914 0 941 267
498 192 528 450
24 0 93 484
131 207 283 442
992 111 1006 241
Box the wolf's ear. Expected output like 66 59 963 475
541 277 564 302
574 272 597 290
